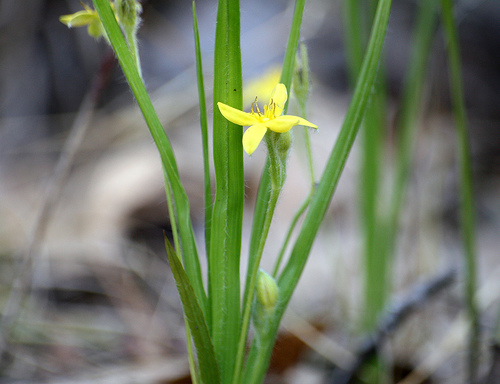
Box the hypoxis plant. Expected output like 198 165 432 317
60 0 396 383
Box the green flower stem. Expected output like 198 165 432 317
247 0 306 306
233 186 281 384
235 131 286 384
440 0 479 381
125 29 142 79
243 0 393 381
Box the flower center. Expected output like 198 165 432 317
251 97 276 122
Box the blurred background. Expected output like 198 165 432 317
1 0 500 383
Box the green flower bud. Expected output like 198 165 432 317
115 0 142 30
255 269 279 314
253 270 279 335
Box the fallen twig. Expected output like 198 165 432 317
329 268 456 384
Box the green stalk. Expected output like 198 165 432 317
242 0 393 381
125 29 141 79
210 0 244 381
92 0 207 315
232 164 281 384
440 0 479 381
246 0 306 320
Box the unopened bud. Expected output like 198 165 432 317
115 0 142 30
256 269 279 314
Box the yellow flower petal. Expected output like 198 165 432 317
217 102 258 126
270 83 287 107
265 115 299 133
60 11 96 27
295 116 318 129
266 115 318 133
269 83 287 118
243 124 268 155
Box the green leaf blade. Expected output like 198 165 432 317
209 0 244 382
92 0 207 316
165 238 221 384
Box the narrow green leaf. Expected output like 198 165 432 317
209 0 243 381
192 1 213 275
165 237 221 384
92 0 207 315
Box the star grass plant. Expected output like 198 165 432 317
60 0 479 382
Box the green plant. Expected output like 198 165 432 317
59 0 478 382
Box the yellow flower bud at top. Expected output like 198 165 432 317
256 270 279 314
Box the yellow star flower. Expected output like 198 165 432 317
217 83 317 155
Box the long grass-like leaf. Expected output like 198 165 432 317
192 1 212 280
92 0 207 315
209 0 244 381
165 238 220 384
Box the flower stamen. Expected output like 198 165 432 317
217 83 317 155
251 97 262 117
